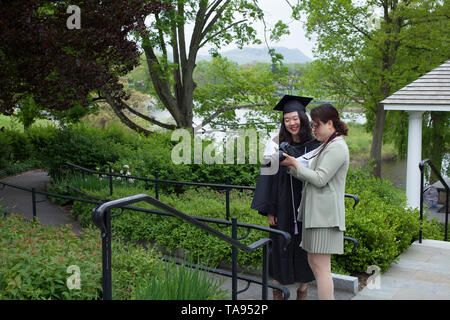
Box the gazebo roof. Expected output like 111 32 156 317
382 60 450 111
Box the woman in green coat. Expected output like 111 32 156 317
280 104 349 300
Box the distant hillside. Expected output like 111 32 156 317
197 46 313 65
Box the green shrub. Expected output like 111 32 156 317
25 125 58 161
39 124 130 179
0 159 41 178
0 129 33 163
71 185 268 270
0 214 166 300
337 165 444 273
0 215 102 299
0 133 13 168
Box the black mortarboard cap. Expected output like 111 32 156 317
273 95 313 114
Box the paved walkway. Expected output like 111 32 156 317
425 204 448 224
353 240 450 300
0 169 82 234
1 170 449 300
215 274 355 300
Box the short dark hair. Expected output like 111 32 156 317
279 110 313 143
310 104 348 136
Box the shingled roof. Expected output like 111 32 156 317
382 60 450 111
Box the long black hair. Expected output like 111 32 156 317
278 110 313 143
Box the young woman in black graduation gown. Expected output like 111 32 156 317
251 95 321 300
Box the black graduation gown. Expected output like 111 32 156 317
251 138 321 285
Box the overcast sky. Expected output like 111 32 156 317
198 0 316 59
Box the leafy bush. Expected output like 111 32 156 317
0 214 169 300
0 159 41 178
0 133 13 168
39 124 129 179
0 215 103 299
1 123 260 191
337 165 443 273
0 129 33 165
70 185 269 270
25 125 58 161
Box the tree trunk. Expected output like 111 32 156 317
370 103 387 178
104 92 153 136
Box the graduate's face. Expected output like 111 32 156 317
283 111 301 136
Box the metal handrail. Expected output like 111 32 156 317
66 161 360 254
92 194 285 252
0 180 293 300
65 161 361 213
419 159 449 242
65 161 255 190
92 193 289 300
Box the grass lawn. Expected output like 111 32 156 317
0 114 56 132
346 122 397 165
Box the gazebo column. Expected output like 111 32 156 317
406 111 424 208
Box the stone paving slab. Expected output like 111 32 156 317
353 240 450 300
214 273 355 300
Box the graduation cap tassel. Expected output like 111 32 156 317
289 175 299 235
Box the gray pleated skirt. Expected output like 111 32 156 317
300 222 344 255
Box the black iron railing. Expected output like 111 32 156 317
65 162 360 215
419 159 449 242
0 180 293 300
92 194 287 300
65 161 360 248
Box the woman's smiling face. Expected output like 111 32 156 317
283 111 301 136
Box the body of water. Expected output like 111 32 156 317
380 158 407 190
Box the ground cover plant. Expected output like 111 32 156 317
0 214 227 300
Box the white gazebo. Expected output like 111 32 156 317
381 60 450 208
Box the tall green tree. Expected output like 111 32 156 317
193 57 279 132
103 0 290 132
292 0 450 177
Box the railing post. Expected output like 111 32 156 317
419 166 424 244
226 176 230 221
101 210 112 300
31 187 37 219
231 217 238 300
109 165 113 196
445 189 448 241
155 171 159 200
262 243 269 300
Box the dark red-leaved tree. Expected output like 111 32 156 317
0 0 166 132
